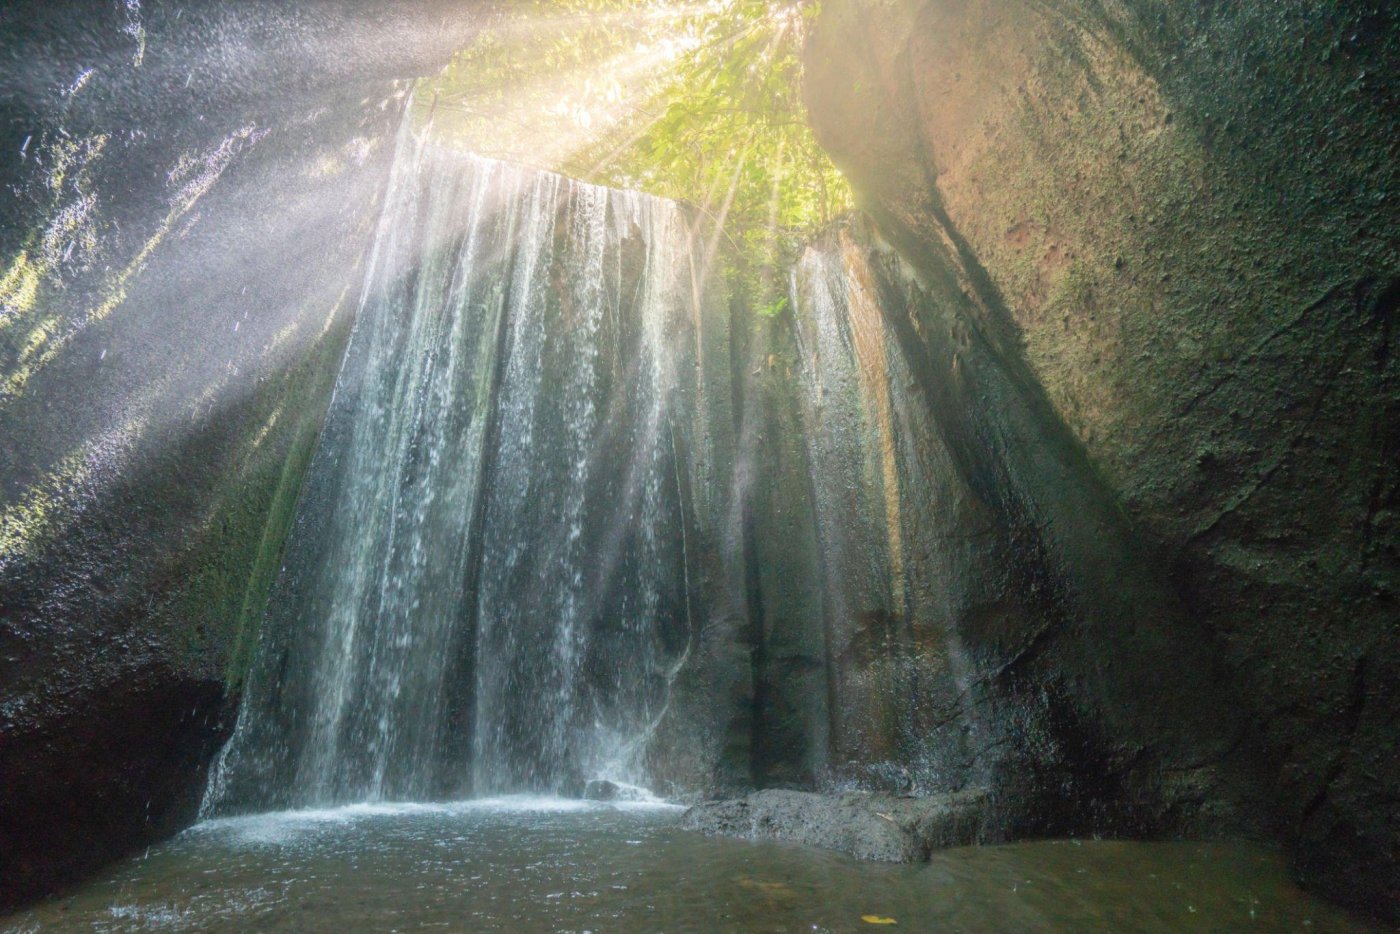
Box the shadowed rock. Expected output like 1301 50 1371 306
682 789 988 862
803 0 1399 922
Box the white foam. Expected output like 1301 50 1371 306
451 795 593 813
583 780 683 810
190 795 683 844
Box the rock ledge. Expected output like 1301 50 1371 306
681 789 989 862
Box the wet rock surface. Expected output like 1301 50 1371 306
804 0 1400 922
703 219 1266 870
682 790 988 862
0 0 484 909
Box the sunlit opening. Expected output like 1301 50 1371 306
414 0 851 303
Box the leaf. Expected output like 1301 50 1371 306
757 296 787 318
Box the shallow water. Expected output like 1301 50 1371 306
4 799 1376 932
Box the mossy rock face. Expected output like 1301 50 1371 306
0 0 483 909
805 0 1400 922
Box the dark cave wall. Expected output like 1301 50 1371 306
803 0 1399 921
0 0 485 907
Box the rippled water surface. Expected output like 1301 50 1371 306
4 798 1376 932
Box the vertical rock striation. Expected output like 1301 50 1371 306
803 0 1399 921
747 218 1257 837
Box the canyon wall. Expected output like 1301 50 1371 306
744 219 1260 836
804 0 1399 921
0 0 483 907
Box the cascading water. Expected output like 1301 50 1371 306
203 124 1010 819
785 230 979 792
205 119 727 814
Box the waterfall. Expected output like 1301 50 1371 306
785 228 978 793
205 122 726 813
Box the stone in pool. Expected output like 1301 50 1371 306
682 789 989 862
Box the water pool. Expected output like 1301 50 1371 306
4 798 1376 932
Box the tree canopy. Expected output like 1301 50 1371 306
416 0 852 302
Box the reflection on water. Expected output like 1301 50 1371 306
4 800 1376 932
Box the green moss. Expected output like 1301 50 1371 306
0 250 42 321
222 357 338 688
1048 259 1096 312
153 304 354 689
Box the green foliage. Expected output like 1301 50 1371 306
417 0 851 307
758 296 789 318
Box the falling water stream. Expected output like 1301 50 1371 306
204 121 721 813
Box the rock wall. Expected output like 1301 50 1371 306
745 218 1260 836
804 0 1399 921
0 0 483 907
